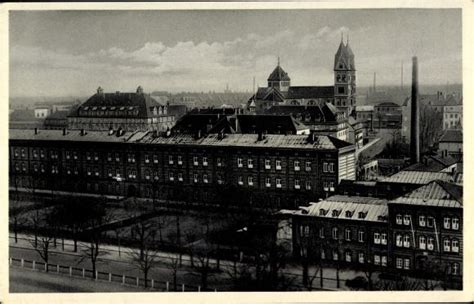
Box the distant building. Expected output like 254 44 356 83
43 110 70 130
247 37 356 115
9 109 44 130
439 129 462 160
67 86 175 132
34 107 51 119
402 92 462 143
372 102 402 129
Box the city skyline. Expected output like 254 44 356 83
10 9 461 97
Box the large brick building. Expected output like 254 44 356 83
9 128 356 209
286 179 462 288
67 86 175 132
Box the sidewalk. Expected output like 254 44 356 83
10 232 361 290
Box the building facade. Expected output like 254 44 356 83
9 129 356 209
288 180 462 289
67 86 175 132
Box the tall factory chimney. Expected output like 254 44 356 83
410 56 420 164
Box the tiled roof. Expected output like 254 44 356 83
299 195 388 222
390 180 462 208
380 170 456 185
10 129 354 151
439 129 462 143
71 89 166 119
286 86 334 99
267 65 290 81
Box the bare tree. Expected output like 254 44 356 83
10 207 26 244
166 254 181 291
28 211 55 272
420 103 443 153
131 219 156 261
128 246 160 288
78 199 108 279
30 234 54 272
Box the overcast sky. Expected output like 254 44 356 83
10 9 461 97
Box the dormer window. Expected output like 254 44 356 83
358 212 367 219
319 209 326 216
345 211 353 218
332 210 340 217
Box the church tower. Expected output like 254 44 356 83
267 57 291 92
334 35 356 115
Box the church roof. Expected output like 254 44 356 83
267 65 290 81
334 40 355 70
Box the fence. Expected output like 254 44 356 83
9 257 217 292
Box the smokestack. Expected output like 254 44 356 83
373 72 376 93
401 61 404 92
410 56 420 164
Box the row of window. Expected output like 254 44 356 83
301 226 387 245
237 158 334 172
320 249 385 266
395 234 460 253
395 214 460 230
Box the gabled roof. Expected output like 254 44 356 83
390 180 462 208
439 129 462 143
267 65 290 81
250 87 286 103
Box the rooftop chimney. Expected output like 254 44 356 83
410 56 420 164
62 128 67 136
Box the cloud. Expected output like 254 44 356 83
9 24 461 97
